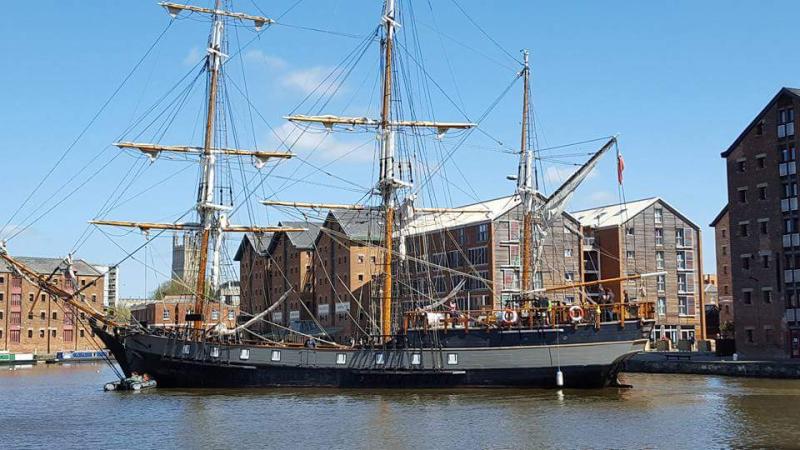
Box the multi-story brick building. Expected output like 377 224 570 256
130 295 238 329
710 205 734 334
402 194 583 312
720 87 800 358
313 210 384 340
264 221 321 328
572 198 704 342
0 256 105 354
234 232 272 319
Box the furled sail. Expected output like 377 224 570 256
540 136 617 228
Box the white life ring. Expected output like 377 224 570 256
498 309 518 324
568 305 584 323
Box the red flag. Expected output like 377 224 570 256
617 152 625 185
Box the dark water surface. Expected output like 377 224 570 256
2 363 800 449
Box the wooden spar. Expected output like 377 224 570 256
286 115 378 127
158 2 273 29
114 142 293 160
526 271 667 294
193 0 223 333
89 220 304 234
261 199 489 214
380 0 396 340
0 251 120 328
261 200 372 210
519 50 532 301
284 115 474 131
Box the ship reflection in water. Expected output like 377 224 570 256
3 364 800 449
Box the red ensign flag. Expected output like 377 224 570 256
617 152 625 184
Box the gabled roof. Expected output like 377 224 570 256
710 204 729 228
721 87 800 157
327 209 385 242
571 198 660 229
268 221 323 252
571 197 700 231
1 256 102 276
404 195 519 237
233 232 273 261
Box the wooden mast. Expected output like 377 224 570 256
519 50 534 303
379 0 397 339
192 0 224 333
277 0 473 339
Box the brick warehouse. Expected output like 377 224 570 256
401 194 582 311
572 198 704 342
720 87 800 359
0 256 105 354
710 205 735 335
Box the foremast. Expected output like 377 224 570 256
91 2 302 336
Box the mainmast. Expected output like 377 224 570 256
281 0 474 340
379 0 397 339
517 50 536 301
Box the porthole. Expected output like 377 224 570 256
447 353 458 365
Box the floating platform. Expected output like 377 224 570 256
0 352 35 365
104 377 157 392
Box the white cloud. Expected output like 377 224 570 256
271 122 374 162
244 49 288 71
281 66 342 96
182 47 203 67
245 50 343 96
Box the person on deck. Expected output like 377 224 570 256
448 299 459 319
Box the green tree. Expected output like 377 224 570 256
108 304 131 323
151 279 213 300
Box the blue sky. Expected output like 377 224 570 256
0 1 795 297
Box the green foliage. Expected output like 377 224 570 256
152 279 195 300
108 305 131 323
720 321 735 338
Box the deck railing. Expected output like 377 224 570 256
403 301 656 332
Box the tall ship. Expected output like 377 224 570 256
0 0 660 388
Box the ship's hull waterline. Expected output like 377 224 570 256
94 320 652 389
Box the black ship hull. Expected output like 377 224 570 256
93 320 652 389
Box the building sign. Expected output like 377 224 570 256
289 310 300 321
335 302 350 313
272 312 283 322
318 304 330 315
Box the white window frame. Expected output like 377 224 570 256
182 344 190 355
411 353 422 365
210 347 220 358
375 353 385 365
657 297 666 316
240 348 250 360
336 353 347 365
271 350 281 362
447 353 458 365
